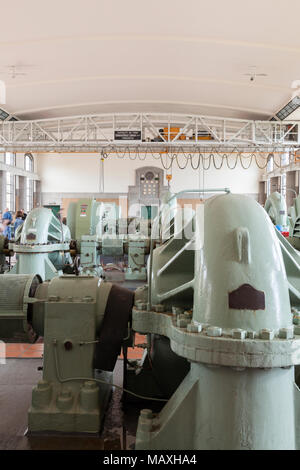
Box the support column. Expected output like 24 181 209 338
258 181 267 206
286 171 297 208
18 176 26 212
33 180 42 208
0 170 7 211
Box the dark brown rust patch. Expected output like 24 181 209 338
228 284 265 310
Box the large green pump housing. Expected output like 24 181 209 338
9 208 72 281
134 193 300 450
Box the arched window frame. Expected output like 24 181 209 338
24 153 34 172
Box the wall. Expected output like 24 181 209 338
37 153 262 210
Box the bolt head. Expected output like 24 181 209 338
177 318 188 329
136 302 147 311
278 327 294 339
83 381 98 390
246 331 257 339
232 329 246 340
259 329 274 340
294 325 300 336
172 306 183 316
207 326 222 337
184 310 192 318
187 323 199 333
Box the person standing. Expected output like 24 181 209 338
14 211 24 233
3 208 12 222
2 214 12 240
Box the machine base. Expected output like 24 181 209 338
28 372 112 434
135 363 300 450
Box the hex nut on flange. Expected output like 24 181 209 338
294 325 300 336
247 331 257 339
172 306 183 316
207 326 222 337
259 329 274 340
187 323 199 333
232 329 246 340
177 318 188 329
136 303 147 311
278 328 294 339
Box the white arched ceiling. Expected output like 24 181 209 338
1 0 300 120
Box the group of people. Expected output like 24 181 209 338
0 208 27 240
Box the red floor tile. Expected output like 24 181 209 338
4 334 146 360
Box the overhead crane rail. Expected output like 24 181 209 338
0 112 300 153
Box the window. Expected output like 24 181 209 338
276 98 300 121
26 178 34 212
267 154 274 173
6 173 15 211
5 152 16 166
24 153 34 172
0 109 9 120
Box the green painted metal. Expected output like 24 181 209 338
133 193 300 450
194 193 291 330
0 274 41 340
265 191 290 229
43 204 61 218
8 208 71 281
149 206 195 309
275 228 300 307
28 276 113 433
0 273 113 433
289 194 300 239
125 239 147 281
67 199 104 276
67 198 101 242
67 199 151 280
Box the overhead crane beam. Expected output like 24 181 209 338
0 112 300 152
